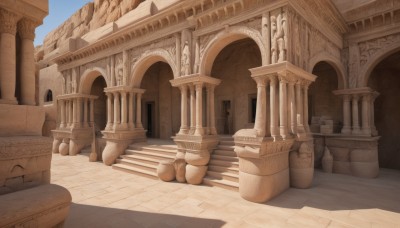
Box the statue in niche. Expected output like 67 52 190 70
181 41 190 76
116 67 123 86
271 11 287 64
71 79 77 93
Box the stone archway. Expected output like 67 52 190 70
367 50 400 170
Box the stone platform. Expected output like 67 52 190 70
51 154 400 227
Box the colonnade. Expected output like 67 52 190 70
336 88 378 136
0 8 37 105
57 95 97 129
252 74 311 140
104 87 145 131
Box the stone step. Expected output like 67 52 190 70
112 164 158 179
208 165 239 175
125 149 175 160
127 146 177 156
115 158 157 173
219 136 234 141
209 159 239 168
203 176 239 192
213 149 236 157
219 140 235 146
120 154 170 166
211 154 238 162
206 170 238 182
216 145 235 151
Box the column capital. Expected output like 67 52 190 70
194 82 203 89
0 9 18 35
18 18 37 40
268 75 278 85
352 94 360 100
254 77 268 87
179 84 188 91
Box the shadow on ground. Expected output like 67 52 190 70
65 203 225 228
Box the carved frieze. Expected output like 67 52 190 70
359 33 400 66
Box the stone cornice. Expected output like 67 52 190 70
0 0 47 24
333 87 375 96
250 61 317 82
170 74 221 87
56 94 98 100
104 86 145 94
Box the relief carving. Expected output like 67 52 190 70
271 9 287 64
181 41 190 75
359 34 400 66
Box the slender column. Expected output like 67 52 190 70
295 82 306 135
178 85 189 134
370 92 378 135
77 97 83 128
303 83 310 133
110 55 115 86
270 76 279 139
129 92 135 129
361 94 371 135
254 78 267 137
0 10 18 103
72 98 77 128
113 92 120 130
83 98 88 127
106 93 113 130
60 100 66 128
90 99 94 126
121 91 128 129
279 76 288 139
352 95 361 134
194 82 204 136
341 95 351 134
208 85 217 135
66 101 71 127
288 81 297 135
206 85 211 135
136 93 143 129
189 85 196 134
18 19 36 105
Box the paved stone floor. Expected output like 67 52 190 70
51 154 400 227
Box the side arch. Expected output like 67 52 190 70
199 26 266 76
360 42 400 87
79 67 110 94
130 49 177 88
308 51 347 89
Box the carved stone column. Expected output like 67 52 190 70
90 98 94 126
288 80 297 135
194 82 204 136
77 97 82 128
295 82 306 137
370 92 379 136
189 85 196 134
72 98 77 128
0 9 17 103
178 85 189 135
136 92 143 129
113 92 120 130
106 93 113 130
68 100 72 127
270 76 279 139
352 95 361 134
60 100 66 128
302 83 310 133
361 94 371 135
129 92 135 129
121 91 128 129
279 76 288 139
83 98 88 127
18 19 36 105
207 85 217 135
341 94 351 134
254 78 267 137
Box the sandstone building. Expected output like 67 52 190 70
37 0 400 203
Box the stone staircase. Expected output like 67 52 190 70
112 142 177 179
203 136 239 191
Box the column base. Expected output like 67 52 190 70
0 99 18 105
194 127 204 136
341 127 351 134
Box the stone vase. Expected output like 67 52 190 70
157 161 175 182
322 146 333 173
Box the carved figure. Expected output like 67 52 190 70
271 11 287 64
116 67 123 86
71 79 77 93
181 41 190 75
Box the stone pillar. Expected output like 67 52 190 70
303 83 310 133
178 85 189 134
60 100 66 128
129 92 135 129
72 98 77 128
83 98 88 127
77 97 82 128
254 78 267 137
113 92 120 130
295 82 306 136
361 94 371 135
270 76 279 139
352 95 361 134
189 84 196 134
279 77 288 139
341 94 351 134
90 99 94 126
0 9 17 103
194 83 204 136
106 93 113 130
67 100 72 127
370 92 378 136
208 85 217 135
121 91 128 129
136 93 143 129
288 81 297 135
18 19 37 105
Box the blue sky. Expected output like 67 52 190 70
34 0 92 46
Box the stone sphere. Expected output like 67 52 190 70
157 161 175 182
185 164 207 185
59 142 69 156
52 139 61 154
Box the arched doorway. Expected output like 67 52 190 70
309 62 342 133
140 62 180 139
368 51 400 169
89 76 107 132
210 38 261 135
